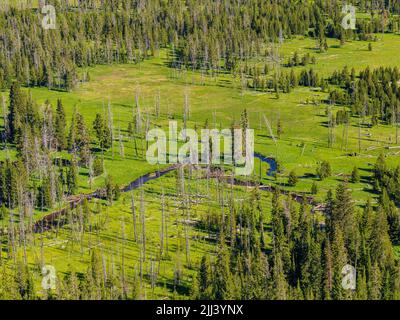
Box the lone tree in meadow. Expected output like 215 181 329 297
55 99 67 150
277 118 283 139
287 170 298 187
311 181 318 195
317 161 332 180
351 166 360 183
93 113 112 150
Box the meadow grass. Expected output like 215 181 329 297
22 169 273 299
7 33 399 204
3 32 400 297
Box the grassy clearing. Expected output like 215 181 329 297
21 169 273 299
5 34 398 203
2 33 400 297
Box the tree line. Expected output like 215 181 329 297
193 180 400 300
2 0 400 92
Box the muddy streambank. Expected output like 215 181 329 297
33 155 321 233
33 165 179 232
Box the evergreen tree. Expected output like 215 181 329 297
311 182 318 195
351 166 360 183
66 160 78 195
287 170 298 187
212 234 235 300
8 82 25 143
93 113 112 150
317 161 332 180
196 255 212 299
54 99 67 150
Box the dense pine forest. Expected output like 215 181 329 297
0 0 400 301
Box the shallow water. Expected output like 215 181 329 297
254 153 278 177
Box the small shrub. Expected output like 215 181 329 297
288 170 298 187
351 166 360 183
311 182 318 195
93 158 104 176
317 161 332 180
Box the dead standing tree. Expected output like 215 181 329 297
154 89 161 119
160 190 165 258
107 99 114 158
118 126 125 158
131 192 138 242
178 166 191 267
2 94 8 143
140 189 146 263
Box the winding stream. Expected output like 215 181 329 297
34 154 318 232
254 153 277 176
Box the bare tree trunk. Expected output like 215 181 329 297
154 89 160 119
88 155 94 189
358 117 362 154
160 191 165 258
140 190 146 262
120 218 127 298
108 100 114 158
2 94 8 143
118 127 125 158
131 193 137 242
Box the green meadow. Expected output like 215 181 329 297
22 169 274 299
3 31 400 297
6 33 400 203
